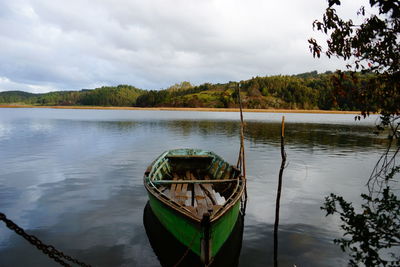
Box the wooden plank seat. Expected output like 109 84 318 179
153 179 237 185
166 155 214 159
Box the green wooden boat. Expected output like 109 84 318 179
144 148 245 264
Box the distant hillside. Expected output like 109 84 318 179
0 85 144 106
0 71 376 111
0 91 40 103
134 71 374 111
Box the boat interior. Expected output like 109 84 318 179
146 154 242 219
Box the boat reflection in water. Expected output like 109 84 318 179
143 202 244 267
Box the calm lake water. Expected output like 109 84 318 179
0 108 387 266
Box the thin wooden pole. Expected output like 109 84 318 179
274 116 286 267
237 83 247 214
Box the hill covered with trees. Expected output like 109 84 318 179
0 85 144 106
0 71 377 111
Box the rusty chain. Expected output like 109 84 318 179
0 212 91 267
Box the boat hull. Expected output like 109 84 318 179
144 148 244 263
143 201 244 267
146 191 241 261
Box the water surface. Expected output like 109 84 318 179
0 108 386 266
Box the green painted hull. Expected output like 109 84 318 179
147 191 241 259
144 148 244 263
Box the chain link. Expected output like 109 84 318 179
0 212 91 267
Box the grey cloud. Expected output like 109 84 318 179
0 0 365 93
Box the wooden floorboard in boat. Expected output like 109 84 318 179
194 183 211 217
168 171 224 218
170 174 179 202
201 184 217 206
201 175 217 206
176 183 182 194
176 183 188 205
181 183 188 197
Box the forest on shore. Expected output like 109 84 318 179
0 71 377 111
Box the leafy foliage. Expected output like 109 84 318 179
0 91 38 104
0 72 388 110
131 72 380 110
309 0 400 121
322 183 400 266
80 85 143 106
0 85 144 106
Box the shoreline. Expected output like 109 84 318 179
0 104 361 114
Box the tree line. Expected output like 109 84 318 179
0 71 379 111
0 85 143 107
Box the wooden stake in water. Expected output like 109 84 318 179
236 83 247 214
274 116 286 267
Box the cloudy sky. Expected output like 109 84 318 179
0 0 368 93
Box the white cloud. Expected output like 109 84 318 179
0 0 369 93
0 76 54 93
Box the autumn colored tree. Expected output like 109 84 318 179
310 1 400 266
309 0 399 122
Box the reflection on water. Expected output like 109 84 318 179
95 119 386 151
240 220 347 266
88 119 386 154
0 109 387 266
245 121 386 150
143 202 243 267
